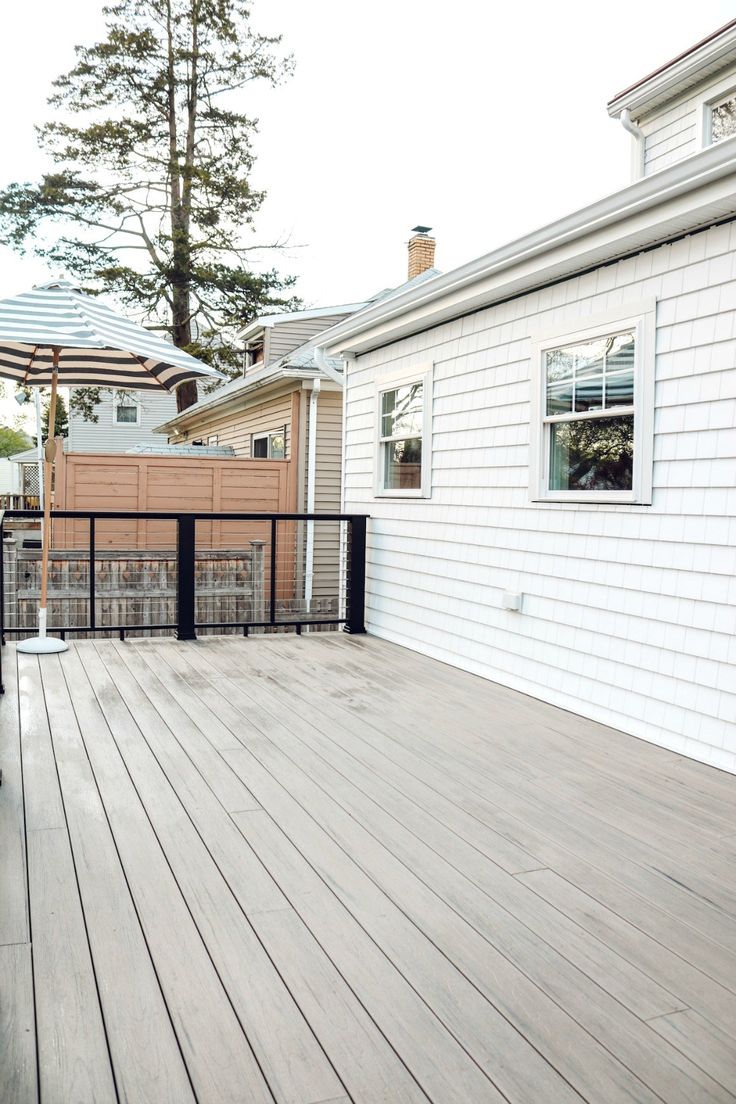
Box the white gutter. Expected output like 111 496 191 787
313 344 343 385
304 377 321 615
317 138 736 355
620 109 646 181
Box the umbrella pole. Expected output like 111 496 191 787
17 347 67 655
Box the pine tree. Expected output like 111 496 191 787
0 0 299 414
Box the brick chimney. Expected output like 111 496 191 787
407 226 435 280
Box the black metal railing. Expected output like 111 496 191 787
0 510 368 655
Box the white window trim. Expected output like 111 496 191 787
112 391 141 427
251 427 286 460
374 363 432 499
695 73 736 149
529 300 655 505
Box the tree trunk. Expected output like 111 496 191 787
168 0 198 415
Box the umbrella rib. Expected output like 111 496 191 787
21 345 40 384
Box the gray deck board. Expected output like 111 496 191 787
0 647 28 945
1 633 734 1103
179 641 730 1104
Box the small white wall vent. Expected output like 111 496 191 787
502 592 523 612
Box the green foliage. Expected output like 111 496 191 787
0 0 301 412
0 425 32 458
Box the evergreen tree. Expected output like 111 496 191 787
0 0 299 415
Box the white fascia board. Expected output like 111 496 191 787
607 24 736 119
318 141 736 356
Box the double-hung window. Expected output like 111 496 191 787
375 364 432 497
530 303 655 504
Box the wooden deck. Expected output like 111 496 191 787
1 632 735 1103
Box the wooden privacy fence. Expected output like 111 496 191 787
52 445 298 550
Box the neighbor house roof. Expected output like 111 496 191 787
317 139 736 357
607 18 736 119
157 269 444 435
153 344 335 435
237 301 370 342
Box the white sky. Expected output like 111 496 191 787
0 0 734 427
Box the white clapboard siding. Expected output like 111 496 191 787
267 315 351 365
343 220 736 774
68 390 179 453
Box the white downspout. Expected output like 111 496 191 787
620 108 646 181
304 377 320 614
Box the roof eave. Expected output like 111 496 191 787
607 21 736 118
154 365 330 434
318 140 736 357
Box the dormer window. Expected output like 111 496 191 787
245 342 264 369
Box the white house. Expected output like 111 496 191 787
320 22 736 774
67 388 178 453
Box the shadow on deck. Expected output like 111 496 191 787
1 633 735 1103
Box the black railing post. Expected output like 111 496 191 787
269 517 277 625
89 516 96 632
176 514 197 641
344 515 367 634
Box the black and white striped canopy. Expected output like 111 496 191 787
0 279 223 391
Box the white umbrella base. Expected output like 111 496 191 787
17 635 69 654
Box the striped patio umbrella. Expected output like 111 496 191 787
0 278 223 654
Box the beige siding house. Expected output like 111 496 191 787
155 305 360 608
156 244 443 609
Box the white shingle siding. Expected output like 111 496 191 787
639 67 736 177
343 220 736 773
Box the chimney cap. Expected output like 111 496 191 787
410 225 432 235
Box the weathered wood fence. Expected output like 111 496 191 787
2 538 266 639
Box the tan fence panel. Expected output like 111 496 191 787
53 447 295 550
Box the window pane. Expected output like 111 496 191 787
712 96 736 143
549 415 634 491
570 339 607 378
574 375 603 412
545 348 574 383
381 383 423 438
269 433 285 460
252 437 268 458
546 382 573 415
383 438 422 490
605 370 634 408
606 332 634 373
116 405 137 423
